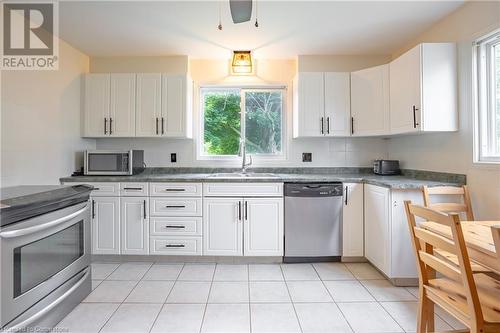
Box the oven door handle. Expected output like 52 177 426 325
5 268 90 332
0 205 88 239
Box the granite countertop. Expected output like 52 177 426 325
60 168 466 190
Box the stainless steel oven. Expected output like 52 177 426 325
0 201 91 331
84 150 144 175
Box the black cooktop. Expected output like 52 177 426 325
0 185 93 227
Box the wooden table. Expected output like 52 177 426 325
420 221 500 275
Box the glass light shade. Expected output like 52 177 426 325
232 51 252 74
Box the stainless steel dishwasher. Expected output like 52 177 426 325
284 183 343 263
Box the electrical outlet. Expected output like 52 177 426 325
171 153 177 163
302 153 312 162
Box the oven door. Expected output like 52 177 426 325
84 150 131 175
0 201 90 327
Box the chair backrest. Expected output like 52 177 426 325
422 185 475 221
404 201 483 328
492 225 500 261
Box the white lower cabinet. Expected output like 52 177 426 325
244 198 284 256
150 236 202 255
203 198 243 256
364 184 420 282
120 197 149 255
342 183 364 257
91 196 120 255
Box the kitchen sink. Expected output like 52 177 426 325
208 172 279 178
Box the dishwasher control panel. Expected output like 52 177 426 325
284 183 343 197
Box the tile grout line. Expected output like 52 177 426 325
280 264 304 333
312 263 356 333
198 263 216 333
247 264 252 333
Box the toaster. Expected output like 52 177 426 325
373 160 400 175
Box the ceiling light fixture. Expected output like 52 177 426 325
231 51 253 75
217 0 259 31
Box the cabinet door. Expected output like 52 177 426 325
244 198 283 256
294 72 325 137
364 184 391 276
351 65 390 136
136 73 162 136
203 198 243 256
162 75 190 137
121 197 149 255
324 72 351 136
84 74 110 137
91 196 120 255
389 45 422 134
110 74 136 137
342 183 364 257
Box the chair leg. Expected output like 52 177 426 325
417 288 428 333
426 299 435 333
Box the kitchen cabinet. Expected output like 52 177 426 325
91 196 120 255
161 74 193 138
203 197 243 256
84 74 110 137
342 183 364 258
120 197 149 255
351 65 390 136
389 43 457 134
364 184 391 276
244 198 284 256
293 72 350 137
84 74 136 137
136 73 162 137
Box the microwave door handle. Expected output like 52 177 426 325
0 205 88 239
5 268 90 332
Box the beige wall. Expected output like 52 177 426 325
387 1 500 219
298 55 391 72
1 40 95 187
90 55 189 74
94 56 389 167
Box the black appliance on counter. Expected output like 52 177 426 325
373 160 400 175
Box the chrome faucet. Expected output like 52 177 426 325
239 139 252 173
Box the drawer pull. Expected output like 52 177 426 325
164 189 186 192
165 225 186 229
124 187 143 190
93 188 100 191
166 205 186 208
165 244 185 248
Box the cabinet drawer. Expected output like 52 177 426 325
151 217 202 236
150 183 202 197
64 182 120 196
203 183 283 197
150 236 202 255
150 198 202 216
120 183 149 196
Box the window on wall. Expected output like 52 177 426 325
199 88 284 158
476 30 500 163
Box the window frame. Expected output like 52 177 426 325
475 30 500 164
197 86 286 161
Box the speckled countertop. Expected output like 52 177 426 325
60 168 466 190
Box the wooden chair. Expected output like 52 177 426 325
422 185 474 221
404 201 500 333
492 225 500 263
422 185 489 273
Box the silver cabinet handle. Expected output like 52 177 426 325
104 118 107 135
161 117 165 135
165 244 185 248
109 117 113 135
164 188 186 192
92 200 96 219
156 117 159 135
345 186 348 205
320 117 324 134
412 106 419 128
5 268 90 332
244 201 248 221
123 187 142 190
0 205 88 238
165 225 186 229
238 201 242 221
143 200 147 219
351 117 354 135
326 117 330 134
166 205 186 208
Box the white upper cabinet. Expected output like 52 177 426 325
351 64 390 136
324 72 351 136
84 74 110 137
389 43 457 134
110 74 136 137
162 74 193 138
293 72 350 137
136 73 162 137
84 74 136 137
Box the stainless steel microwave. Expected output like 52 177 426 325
84 150 144 175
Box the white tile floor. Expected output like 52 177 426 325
55 261 464 333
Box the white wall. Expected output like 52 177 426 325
388 1 500 220
1 40 95 187
94 56 389 167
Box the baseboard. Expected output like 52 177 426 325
92 255 283 264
